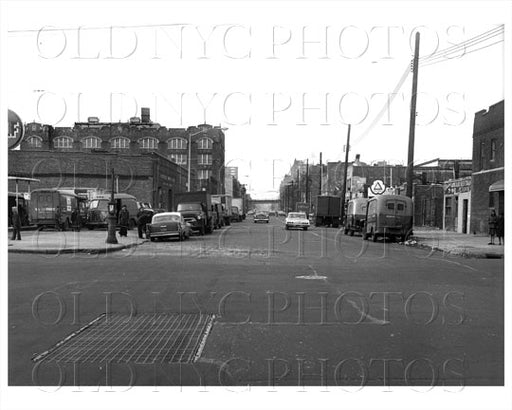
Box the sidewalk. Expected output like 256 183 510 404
408 228 505 259
7 229 146 254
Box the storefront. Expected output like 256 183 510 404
443 177 471 233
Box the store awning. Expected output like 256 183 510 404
489 179 504 192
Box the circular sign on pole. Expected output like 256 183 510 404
8 109 25 150
370 179 386 195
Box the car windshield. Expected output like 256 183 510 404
288 213 306 219
152 214 181 223
177 203 202 212
89 199 108 211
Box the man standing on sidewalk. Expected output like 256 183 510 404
496 212 504 245
11 207 21 240
488 209 497 245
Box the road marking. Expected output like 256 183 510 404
346 299 388 326
295 265 327 281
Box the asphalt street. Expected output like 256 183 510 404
8 217 504 388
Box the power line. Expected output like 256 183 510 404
419 26 503 65
421 39 504 68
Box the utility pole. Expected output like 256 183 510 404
340 124 351 227
319 152 323 196
406 31 420 198
305 158 309 208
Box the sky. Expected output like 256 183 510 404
3 1 507 199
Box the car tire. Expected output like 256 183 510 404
303 227 308 231
266 220 269 223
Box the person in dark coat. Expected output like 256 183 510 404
118 205 129 237
55 206 62 231
11 207 21 240
488 209 497 245
137 207 152 239
71 207 81 232
496 212 504 245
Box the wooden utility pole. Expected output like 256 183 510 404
319 152 323 196
406 32 420 198
305 158 309 207
340 124 351 225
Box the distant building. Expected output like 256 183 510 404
470 100 504 234
443 177 472 233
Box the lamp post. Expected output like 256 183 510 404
106 167 118 244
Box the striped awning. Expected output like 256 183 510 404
489 179 504 192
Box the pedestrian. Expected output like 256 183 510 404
496 212 504 245
55 206 62 231
488 209 497 245
118 205 129 237
136 207 151 239
71 207 81 232
11 207 21 240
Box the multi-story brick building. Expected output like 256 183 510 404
11 108 227 206
470 100 505 234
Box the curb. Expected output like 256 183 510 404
410 240 504 259
8 240 146 255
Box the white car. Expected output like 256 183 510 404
285 212 310 230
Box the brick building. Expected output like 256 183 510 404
470 100 505 234
17 109 226 195
8 150 190 211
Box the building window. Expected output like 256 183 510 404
198 154 212 165
198 170 212 180
168 138 187 150
168 153 187 165
479 141 485 170
111 137 130 149
197 137 213 150
81 136 102 149
139 137 159 149
26 136 42 148
54 136 73 149
31 124 38 132
490 139 496 161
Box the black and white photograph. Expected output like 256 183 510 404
2 1 510 409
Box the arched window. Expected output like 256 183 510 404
54 136 73 149
139 137 159 149
197 137 213 150
111 137 130 149
167 137 187 150
81 136 102 149
26 136 42 148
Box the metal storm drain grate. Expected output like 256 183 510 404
33 313 215 364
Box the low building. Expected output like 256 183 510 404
8 150 190 211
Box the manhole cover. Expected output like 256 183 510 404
33 313 215 364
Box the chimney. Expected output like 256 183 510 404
141 107 151 123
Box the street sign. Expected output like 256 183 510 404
8 109 25 150
370 179 386 195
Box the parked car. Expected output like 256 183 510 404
268 211 276 217
147 212 191 241
285 212 310 230
253 212 269 223
278 211 286 217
